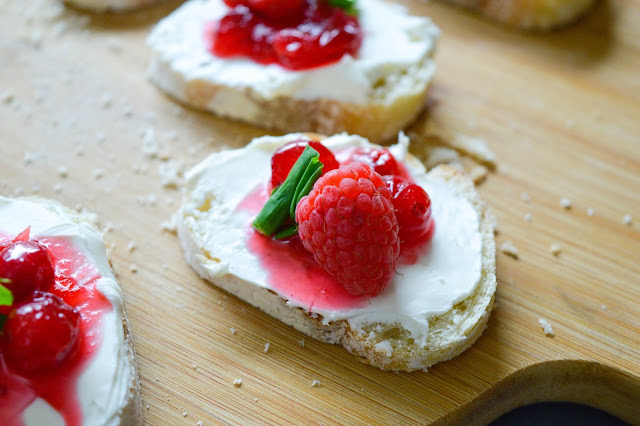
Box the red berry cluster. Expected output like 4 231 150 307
269 141 433 296
212 0 363 70
0 231 80 376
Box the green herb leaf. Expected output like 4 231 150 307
274 224 299 240
0 282 13 307
253 145 323 237
328 0 358 14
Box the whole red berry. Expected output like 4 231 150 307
350 147 408 178
271 139 340 188
223 0 305 21
2 292 80 375
295 163 400 296
0 240 55 305
384 176 432 245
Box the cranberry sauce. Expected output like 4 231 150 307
207 0 363 71
0 232 112 426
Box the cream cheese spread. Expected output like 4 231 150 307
179 134 483 346
147 0 439 105
0 197 131 426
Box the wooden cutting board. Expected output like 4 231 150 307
1 0 638 424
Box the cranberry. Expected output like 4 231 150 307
271 139 340 187
384 176 432 244
0 240 55 305
210 0 362 71
351 148 406 178
2 292 80 375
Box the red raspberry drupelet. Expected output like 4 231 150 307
295 163 400 296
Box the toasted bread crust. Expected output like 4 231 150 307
439 0 596 29
178 139 496 371
149 56 433 143
118 310 143 425
63 0 162 12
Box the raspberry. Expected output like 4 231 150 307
295 163 400 296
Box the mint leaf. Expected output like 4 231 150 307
328 0 358 14
253 146 323 237
0 281 13 307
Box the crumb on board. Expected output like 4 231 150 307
191 364 197 370
233 378 242 387
587 208 595 217
182 411 187 417
524 213 532 222
520 192 530 203
500 241 519 259
130 264 138 273
550 243 562 256
311 380 321 387
538 318 555 337
197 421 204 426
623 214 632 226
560 197 572 209
230 327 237 335
57 166 68 178
264 342 270 353
299 339 305 347
127 241 136 252
601 304 607 310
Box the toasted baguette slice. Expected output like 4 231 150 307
147 0 439 143
439 0 595 30
177 134 496 371
64 0 163 12
0 196 142 425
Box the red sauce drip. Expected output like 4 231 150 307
240 185 368 311
0 232 112 425
206 1 363 71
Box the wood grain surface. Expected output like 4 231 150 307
1 0 639 424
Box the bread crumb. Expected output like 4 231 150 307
538 318 555 337
23 152 36 164
127 241 136 252
191 364 197 370
560 197 572 209
311 380 321 387
520 192 531 203
162 264 169 270
154 377 159 381
142 127 159 158
601 304 607 310
500 241 519 259
233 378 242 387
182 411 187 417
587 208 595 217
299 339 305 347
565 119 576 130
145 404 149 410
264 342 270 353
230 327 237 335
57 166 68 178
197 422 204 426
53 183 63 193
623 214 632 226
253 398 258 403
176 286 183 293
75 145 84 157
130 264 138 273
1 89 15 104
524 213 532 222
550 243 561 256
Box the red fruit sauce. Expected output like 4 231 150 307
241 185 368 311
206 0 363 71
240 144 436 309
0 232 111 426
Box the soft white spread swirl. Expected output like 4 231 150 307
180 134 483 346
0 197 131 426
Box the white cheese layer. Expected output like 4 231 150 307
147 0 439 105
179 134 483 346
0 197 131 426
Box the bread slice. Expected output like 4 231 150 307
438 0 596 30
64 0 163 12
177 134 496 372
0 196 142 425
147 0 439 143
